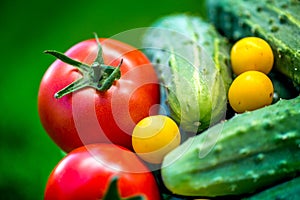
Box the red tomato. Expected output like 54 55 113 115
38 37 160 152
44 143 161 200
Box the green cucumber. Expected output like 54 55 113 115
142 14 232 133
161 96 300 197
207 0 300 88
244 176 300 200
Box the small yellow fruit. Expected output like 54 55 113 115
132 115 181 164
228 71 274 113
230 37 274 75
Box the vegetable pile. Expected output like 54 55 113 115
38 0 300 199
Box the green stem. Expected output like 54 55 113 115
44 50 90 71
44 33 123 99
54 78 90 98
103 176 145 200
92 63 102 83
98 59 122 90
93 32 104 65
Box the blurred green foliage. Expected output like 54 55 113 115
0 0 206 199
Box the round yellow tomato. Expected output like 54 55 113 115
228 71 274 113
132 115 181 164
230 37 274 75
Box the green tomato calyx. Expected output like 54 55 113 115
103 176 145 200
44 33 123 99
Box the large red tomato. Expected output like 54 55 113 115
44 143 161 200
38 36 160 152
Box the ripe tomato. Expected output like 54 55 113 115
44 143 161 200
230 37 274 75
38 36 160 152
132 115 181 164
228 71 274 113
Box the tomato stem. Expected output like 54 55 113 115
54 78 89 98
103 176 145 200
44 33 123 99
44 50 90 71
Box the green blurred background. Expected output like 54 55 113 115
0 0 206 199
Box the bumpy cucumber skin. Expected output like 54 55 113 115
243 176 300 200
207 0 300 88
161 96 300 197
142 14 232 133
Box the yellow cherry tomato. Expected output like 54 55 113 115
230 37 274 75
228 71 274 113
132 115 181 164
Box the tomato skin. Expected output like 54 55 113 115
38 38 160 152
228 71 274 113
132 115 181 164
44 143 161 200
230 37 274 75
